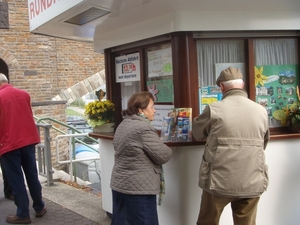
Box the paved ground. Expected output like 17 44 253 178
0 171 112 225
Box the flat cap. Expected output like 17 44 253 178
216 67 243 86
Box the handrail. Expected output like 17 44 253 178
34 116 98 150
36 123 54 186
34 116 99 183
55 133 100 182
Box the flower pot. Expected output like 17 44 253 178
287 119 300 133
93 123 115 133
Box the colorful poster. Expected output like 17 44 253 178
254 64 299 125
199 86 222 113
147 79 173 103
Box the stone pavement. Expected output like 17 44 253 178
0 171 112 225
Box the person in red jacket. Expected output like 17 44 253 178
0 58 13 201
0 71 46 224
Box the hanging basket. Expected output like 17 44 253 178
93 122 115 133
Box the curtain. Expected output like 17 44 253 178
254 39 298 65
197 40 245 87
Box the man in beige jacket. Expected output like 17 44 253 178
192 67 270 225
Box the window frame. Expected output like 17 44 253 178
104 31 300 139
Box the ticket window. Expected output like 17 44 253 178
196 39 246 113
113 42 174 129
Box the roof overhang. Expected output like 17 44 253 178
28 0 111 42
27 0 300 51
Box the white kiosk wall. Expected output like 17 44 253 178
99 138 300 225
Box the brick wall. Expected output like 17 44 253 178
0 0 105 101
0 0 105 171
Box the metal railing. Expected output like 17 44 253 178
36 123 54 186
55 133 100 182
35 116 98 147
34 116 99 185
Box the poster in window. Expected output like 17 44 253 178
151 105 174 130
254 64 299 126
147 79 174 103
199 86 222 114
147 47 172 77
215 63 245 80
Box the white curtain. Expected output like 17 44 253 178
197 40 245 87
254 39 298 65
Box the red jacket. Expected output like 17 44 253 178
0 84 40 156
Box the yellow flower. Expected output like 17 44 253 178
254 66 268 86
282 102 300 126
84 100 115 124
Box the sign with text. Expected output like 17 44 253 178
28 0 84 31
151 105 174 130
115 53 140 83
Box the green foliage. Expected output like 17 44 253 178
70 98 85 108
66 108 84 117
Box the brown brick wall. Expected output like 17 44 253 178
0 0 104 171
0 1 104 101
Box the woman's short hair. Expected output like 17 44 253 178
122 91 154 116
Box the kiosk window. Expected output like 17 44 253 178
196 40 245 87
145 43 174 103
196 40 245 113
254 38 299 128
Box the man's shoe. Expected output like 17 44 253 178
35 207 47 218
6 215 31 224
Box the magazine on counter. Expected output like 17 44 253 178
161 108 192 142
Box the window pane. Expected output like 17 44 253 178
145 43 174 103
196 39 245 113
254 39 298 65
197 40 245 87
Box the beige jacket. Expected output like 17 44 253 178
111 114 172 195
192 89 270 198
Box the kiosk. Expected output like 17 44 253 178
27 1 300 224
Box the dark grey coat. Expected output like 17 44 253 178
111 114 172 195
